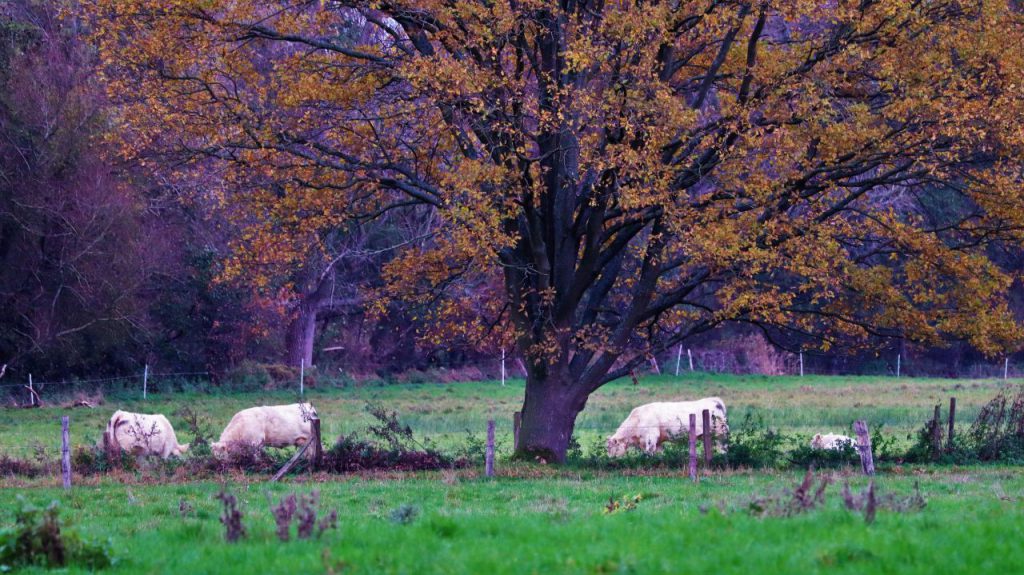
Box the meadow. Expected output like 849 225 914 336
1 373 1023 574
0 372 1011 458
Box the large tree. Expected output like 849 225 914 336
88 0 1024 461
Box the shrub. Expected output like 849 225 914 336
323 405 463 472
215 490 245 543
788 443 859 469
716 411 788 469
0 497 113 571
746 468 830 518
388 505 418 525
0 454 43 477
270 491 338 542
967 388 1024 462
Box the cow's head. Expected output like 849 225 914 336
211 441 227 460
606 437 627 458
172 443 190 457
810 433 824 449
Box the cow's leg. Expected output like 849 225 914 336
643 430 660 454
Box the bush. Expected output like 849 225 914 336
221 361 318 391
715 411 788 469
0 454 43 477
0 497 113 571
323 404 464 472
788 443 859 469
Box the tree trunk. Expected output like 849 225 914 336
285 304 317 368
514 371 590 464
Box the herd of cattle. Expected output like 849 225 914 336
104 397 856 460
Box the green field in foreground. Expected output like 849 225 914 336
0 372 1017 458
2 374 1024 574
2 468 1023 574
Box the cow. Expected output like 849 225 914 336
211 403 317 459
810 433 857 450
105 410 189 459
606 397 729 457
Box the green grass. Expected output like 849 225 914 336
0 372 1015 457
2 468 1024 574
3 373 1024 573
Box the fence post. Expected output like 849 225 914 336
29 373 34 407
688 348 694 372
485 419 495 477
1005 357 1009 380
512 412 521 451
143 364 148 400
947 397 956 453
701 409 712 466
310 417 323 470
931 404 942 458
688 413 698 483
61 415 71 490
675 344 682 376
501 348 506 386
896 354 901 378
799 352 803 377
852 420 875 476
299 358 305 397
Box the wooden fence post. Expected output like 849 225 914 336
512 412 521 451
485 419 495 477
947 397 956 453
853 420 874 476
931 404 942 459
688 413 698 482
701 409 712 466
143 364 148 400
310 417 323 470
61 415 71 490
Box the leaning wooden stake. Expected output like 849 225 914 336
310 417 323 471
271 441 313 482
688 413 698 482
931 404 942 459
512 412 521 451
947 397 957 453
701 409 712 466
485 419 495 477
61 415 71 490
852 420 875 476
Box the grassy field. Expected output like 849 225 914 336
2 373 1023 574
0 373 1016 457
2 468 1024 574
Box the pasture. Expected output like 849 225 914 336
1 374 1023 574
0 373 1011 458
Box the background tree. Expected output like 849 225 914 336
0 0 172 377
88 0 1024 461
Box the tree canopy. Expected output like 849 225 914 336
87 0 1024 460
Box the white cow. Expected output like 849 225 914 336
105 410 189 459
211 403 317 459
811 433 857 450
606 397 729 457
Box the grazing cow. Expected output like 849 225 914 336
810 433 857 450
606 397 729 457
211 403 317 459
105 410 189 459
